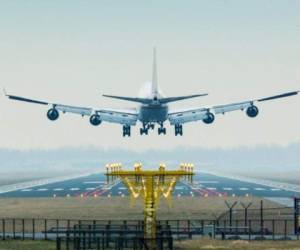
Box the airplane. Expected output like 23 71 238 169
4 48 299 137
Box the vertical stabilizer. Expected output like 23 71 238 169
152 47 158 97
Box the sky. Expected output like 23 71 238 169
0 0 300 151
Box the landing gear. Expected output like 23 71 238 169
123 125 131 137
149 124 155 130
140 123 149 135
158 123 166 135
140 127 148 135
175 124 183 136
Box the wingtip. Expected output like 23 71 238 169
2 87 8 97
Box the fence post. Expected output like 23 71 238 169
249 220 252 241
260 200 264 239
2 219 5 240
284 220 287 240
22 219 25 240
44 219 47 240
13 219 15 239
225 201 238 232
32 219 35 240
241 202 252 234
272 219 275 240
56 219 59 239
56 237 61 250
188 220 191 239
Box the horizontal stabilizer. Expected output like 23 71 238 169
103 95 152 104
159 94 208 104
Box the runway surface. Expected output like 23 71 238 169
0 172 299 199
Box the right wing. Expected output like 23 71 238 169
5 93 138 126
168 91 299 125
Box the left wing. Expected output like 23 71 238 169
168 91 299 125
5 93 138 126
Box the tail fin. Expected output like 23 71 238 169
152 47 158 97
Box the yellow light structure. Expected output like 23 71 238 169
106 162 194 240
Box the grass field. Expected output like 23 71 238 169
174 238 300 249
0 239 300 250
0 197 280 220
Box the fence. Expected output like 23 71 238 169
0 218 298 241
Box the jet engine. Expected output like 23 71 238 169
47 108 59 121
246 105 259 118
90 114 102 126
203 112 215 124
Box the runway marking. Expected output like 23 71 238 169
175 187 184 190
53 188 64 191
198 181 219 184
118 187 127 190
83 181 105 184
239 188 249 191
70 188 80 191
206 187 217 190
37 188 48 191
271 188 281 191
254 188 265 191
21 189 32 192
223 188 232 191
85 188 96 191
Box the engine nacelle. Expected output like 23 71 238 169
47 108 59 121
90 114 102 126
203 112 215 124
246 105 259 118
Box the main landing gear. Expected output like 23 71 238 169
175 124 183 136
123 125 131 137
140 123 156 135
158 123 166 135
140 123 166 136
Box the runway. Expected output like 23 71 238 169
0 172 299 199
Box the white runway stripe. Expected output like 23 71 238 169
21 189 32 192
118 187 127 190
83 181 105 184
70 188 80 191
239 188 249 191
206 187 217 190
271 188 281 191
37 188 48 191
198 181 219 184
53 188 64 191
254 188 265 191
223 188 232 191
86 188 96 191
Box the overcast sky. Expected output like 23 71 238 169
0 0 299 151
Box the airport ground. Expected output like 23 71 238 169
0 197 280 221
1 239 300 250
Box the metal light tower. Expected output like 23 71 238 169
106 162 194 239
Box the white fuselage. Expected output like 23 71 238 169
137 82 169 123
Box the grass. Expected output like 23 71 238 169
0 240 55 250
174 238 300 249
0 197 281 221
0 239 299 250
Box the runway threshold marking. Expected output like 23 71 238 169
76 180 121 197
180 181 225 197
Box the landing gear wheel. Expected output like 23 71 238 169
123 126 131 137
158 127 166 135
140 128 148 135
175 124 183 136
